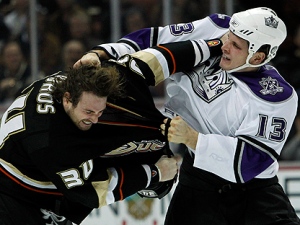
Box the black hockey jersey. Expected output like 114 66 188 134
0 39 220 223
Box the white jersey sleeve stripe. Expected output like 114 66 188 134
191 40 211 66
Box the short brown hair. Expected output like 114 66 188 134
52 65 123 106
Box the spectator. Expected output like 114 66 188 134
17 5 61 75
0 40 30 103
47 0 84 45
59 39 86 72
3 0 29 40
122 6 148 35
0 14 10 51
86 6 107 43
67 9 100 49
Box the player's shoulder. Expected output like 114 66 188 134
232 65 295 103
207 13 231 29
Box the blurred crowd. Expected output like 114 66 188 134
0 0 300 160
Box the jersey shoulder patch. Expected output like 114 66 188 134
232 65 294 102
208 13 231 29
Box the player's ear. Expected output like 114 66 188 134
250 52 266 65
63 92 72 106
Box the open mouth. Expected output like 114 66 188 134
82 120 92 125
222 54 230 61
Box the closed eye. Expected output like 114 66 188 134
233 42 241 49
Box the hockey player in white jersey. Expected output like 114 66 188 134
75 7 300 225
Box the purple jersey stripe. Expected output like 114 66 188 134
209 14 231 29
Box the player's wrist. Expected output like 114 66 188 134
149 164 161 184
185 128 198 150
84 51 101 61
142 164 161 188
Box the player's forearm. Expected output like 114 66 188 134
102 159 177 205
184 128 198 150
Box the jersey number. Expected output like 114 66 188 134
0 95 27 148
169 23 194 36
256 114 287 142
57 160 93 189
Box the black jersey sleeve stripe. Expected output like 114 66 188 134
157 45 177 74
117 39 141 52
153 41 195 73
234 139 243 183
152 27 159 46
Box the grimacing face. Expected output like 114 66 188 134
63 91 107 131
219 31 264 73
219 31 249 72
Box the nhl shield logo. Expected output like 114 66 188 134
126 195 154 219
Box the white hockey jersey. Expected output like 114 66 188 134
94 14 298 183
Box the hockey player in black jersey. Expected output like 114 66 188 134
0 37 223 224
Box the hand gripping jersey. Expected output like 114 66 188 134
95 14 298 183
0 38 220 223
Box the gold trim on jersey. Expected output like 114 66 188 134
0 158 57 189
92 168 116 207
131 50 165 86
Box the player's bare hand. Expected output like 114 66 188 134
155 155 178 182
73 52 101 69
160 116 198 149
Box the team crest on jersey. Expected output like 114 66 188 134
101 140 165 157
186 57 234 102
259 76 283 95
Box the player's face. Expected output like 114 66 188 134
219 31 250 72
64 91 107 131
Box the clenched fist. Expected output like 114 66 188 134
73 50 109 68
160 116 198 150
155 155 178 182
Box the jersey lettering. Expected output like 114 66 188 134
36 78 56 114
169 23 194 36
0 95 27 148
102 140 165 157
